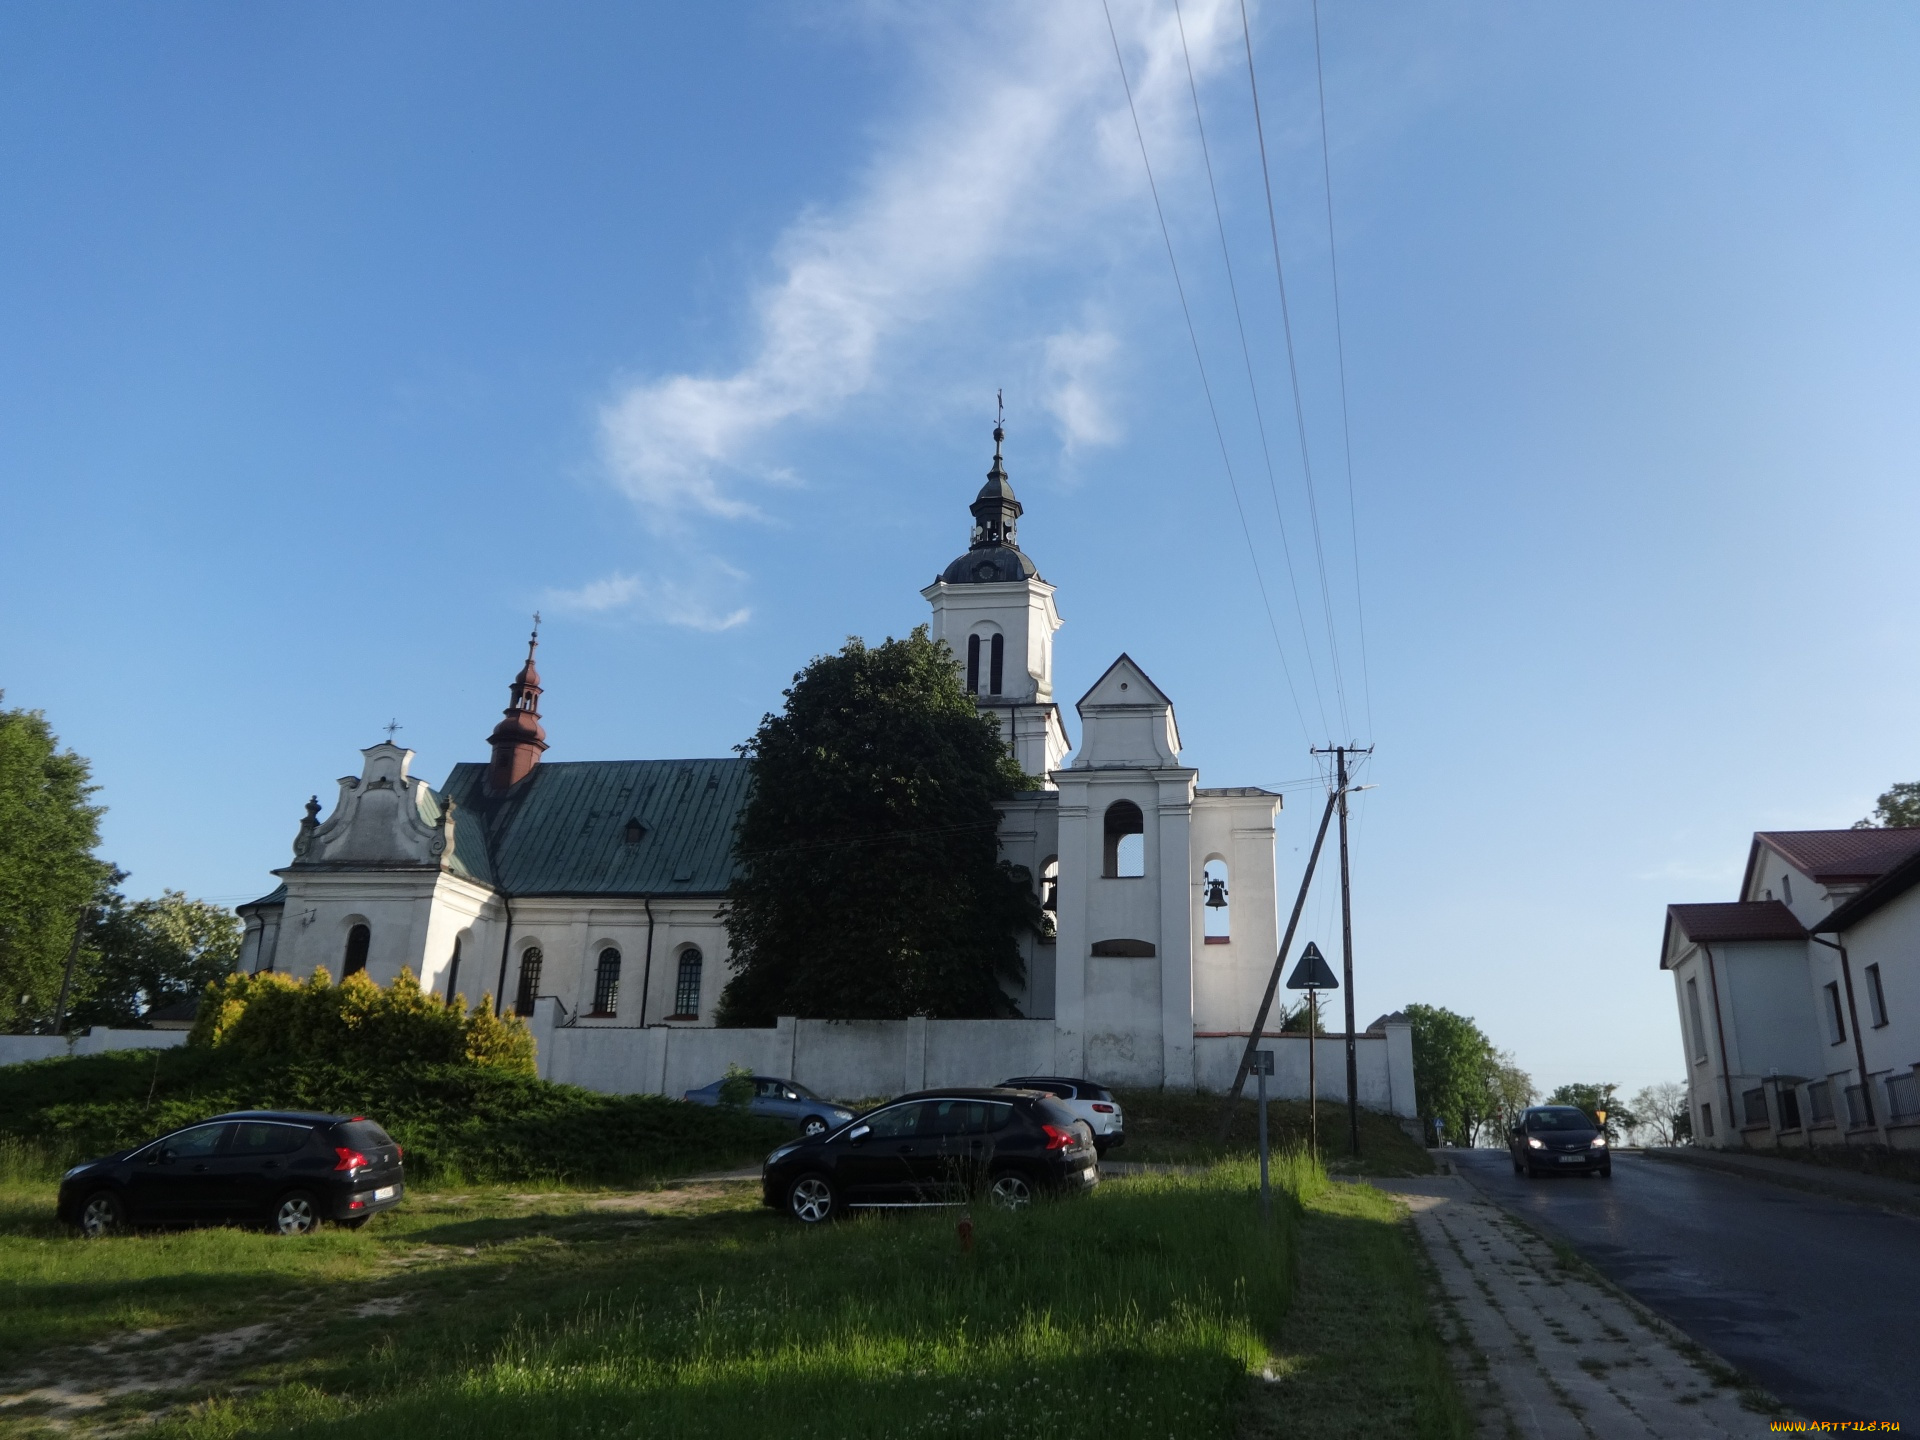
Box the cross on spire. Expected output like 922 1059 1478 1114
383 719 403 742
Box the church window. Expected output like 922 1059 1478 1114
1203 859 1230 942
342 924 370 978
989 633 1004 695
966 634 981 694
592 948 621 1017
673 948 703 1019
515 947 543 1018
1103 801 1145 878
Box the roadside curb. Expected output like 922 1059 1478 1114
1641 1147 1920 1218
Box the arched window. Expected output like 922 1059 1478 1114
989 632 1004 695
342 923 370 977
966 634 981 694
673 948 703 1019
1103 801 1145 878
592 947 621 1017
1203 859 1230 942
514 946 543 1017
1040 855 1059 913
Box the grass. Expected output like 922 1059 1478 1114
1113 1088 1435 1176
0 1092 1467 1438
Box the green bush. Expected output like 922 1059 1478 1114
191 967 535 1074
0 1044 787 1188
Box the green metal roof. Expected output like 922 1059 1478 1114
438 758 748 897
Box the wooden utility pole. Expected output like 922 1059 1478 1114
1312 744 1372 1156
52 904 92 1036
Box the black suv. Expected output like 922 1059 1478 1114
57 1110 406 1236
762 1087 1098 1223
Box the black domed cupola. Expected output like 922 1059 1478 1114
939 409 1040 585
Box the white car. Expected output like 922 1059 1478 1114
999 1076 1124 1155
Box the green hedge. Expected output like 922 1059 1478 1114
0 1045 789 1187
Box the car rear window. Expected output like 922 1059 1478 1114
1033 1097 1082 1129
1078 1083 1113 1102
334 1120 394 1149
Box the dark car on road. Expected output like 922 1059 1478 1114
762 1088 1098 1223
1507 1105 1611 1178
57 1110 406 1237
683 1075 856 1136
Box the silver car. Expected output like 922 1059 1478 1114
999 1076 1125 1155
683 1076 856 1137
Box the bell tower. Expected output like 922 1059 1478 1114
485 622 548 793
922 407 1070 779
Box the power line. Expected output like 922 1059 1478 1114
1234 0 1351 742
1101 0 1314 749
1309 0 1374 742
1171 0 1330 743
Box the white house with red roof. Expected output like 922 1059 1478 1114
1662 828 1920 1151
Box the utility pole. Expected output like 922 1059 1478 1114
52 904 92 1036
1312 743 1372 1156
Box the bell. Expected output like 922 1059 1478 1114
1203 877 1229 909
1042 880 1058 913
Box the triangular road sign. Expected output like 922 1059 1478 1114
1285 941 1339 991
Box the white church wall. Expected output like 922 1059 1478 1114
1189 792 1282 1034
1190 1026 1417 1117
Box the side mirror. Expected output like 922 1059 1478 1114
847 1124 871 1145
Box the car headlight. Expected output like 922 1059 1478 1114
1526 1137 1545 1150
1590 1136 1607 1148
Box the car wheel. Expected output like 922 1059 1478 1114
77 1190 125 1238
787 1173 837 1224
1511 1156 1522 1175
1599 1165 1613 1178
272 1190 322 1236
1093 1136 1111 1157
988 1171 1035 1211
801 1116 829 1138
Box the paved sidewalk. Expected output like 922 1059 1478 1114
1642 1146 1920 1215
1375 1176 1770 1438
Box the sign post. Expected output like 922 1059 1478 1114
1254 1048 1274 1224
1285 942 1340 1158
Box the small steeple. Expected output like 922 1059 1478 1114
969 391 1022 552
485 616 549 793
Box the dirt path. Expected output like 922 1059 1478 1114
1374 1176 1771 1438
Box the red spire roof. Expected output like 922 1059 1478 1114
485 625 548 793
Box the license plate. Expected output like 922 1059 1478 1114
374 1185 397 1201
1557 1155 1585 1165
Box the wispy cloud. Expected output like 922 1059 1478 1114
545 565 751 633
597 0 1241 529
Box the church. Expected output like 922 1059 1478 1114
235 424 1411 1101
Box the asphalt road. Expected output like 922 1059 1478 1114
1450 1149 1920 1427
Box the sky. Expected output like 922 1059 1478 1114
4 2 1919 1102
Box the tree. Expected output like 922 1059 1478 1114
718 628 1043 1025
0 699 110 1033
1629 1081 1689 1147
69 890 241 1029
1546 1082 1637 1143
1405 1004 1497 1146
1853 781 1920 830
1483 1049 1538 1144
1278 996 1327 1035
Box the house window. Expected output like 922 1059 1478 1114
1202 859 1230 942
1700 1102 1714 1139
966 634 981 694
1865 964 1888 1028
342 924 370 978
1807 1080 1833 1125
1780 873 1793 905
1741 1087 1769 1128
1843 1083 1874 1129
1885 1072 1920 1122
1685 977 1708 1064
673 948 703 1019
1103 800 1145 878
1824 982 1847 1045
514 947 543 1018
1776 1085 1802 1131
592 948 620 1017
989 632 1004 695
